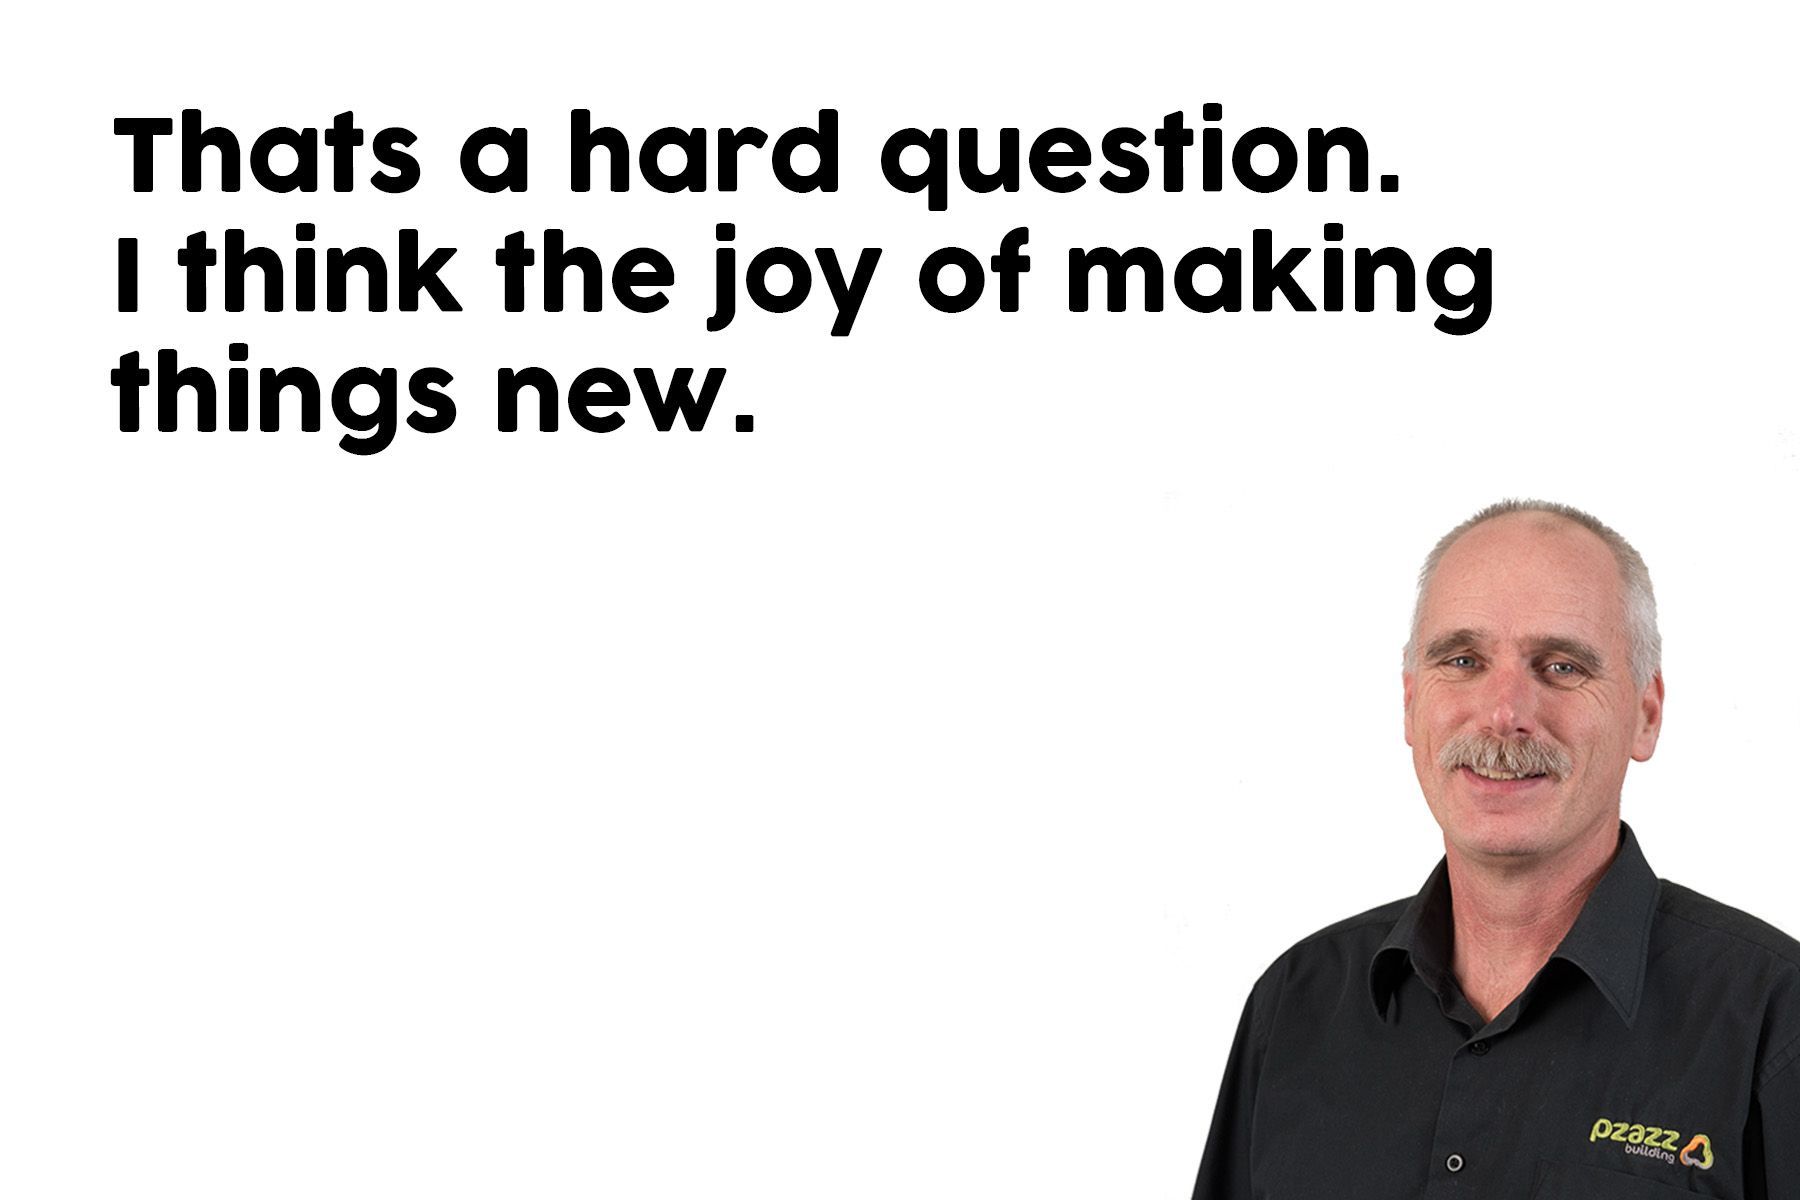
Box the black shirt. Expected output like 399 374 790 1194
1191 824 1800 1199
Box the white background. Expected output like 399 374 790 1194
4 3 1797 1197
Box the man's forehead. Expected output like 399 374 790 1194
1420 513 1627 632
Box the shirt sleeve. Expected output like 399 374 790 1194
1749 1039 1800 1200
1190 989 1265 1200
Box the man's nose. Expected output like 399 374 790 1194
1482 663 1538 736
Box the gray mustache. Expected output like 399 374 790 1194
1438 732 1572 780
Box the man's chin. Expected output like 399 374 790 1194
1441 807 1560 861
1459 835 1548 859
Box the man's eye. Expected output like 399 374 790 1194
1544 661 1584 677
1444 655 1479 669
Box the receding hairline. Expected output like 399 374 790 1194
1441 508 1621 567
1438 503 1624 557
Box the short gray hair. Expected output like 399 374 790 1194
1404 500 1661 687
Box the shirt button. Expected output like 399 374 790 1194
1446 1154 1465 1173
1470 1040 1491 1056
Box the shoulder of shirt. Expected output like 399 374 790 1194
1250 894 1414 986
1657 881 1800 1087
1655 879 1800 972
1291 895 1415 951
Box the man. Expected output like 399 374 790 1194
1191 500 1799 1199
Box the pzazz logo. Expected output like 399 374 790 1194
1680 1134 1714 1170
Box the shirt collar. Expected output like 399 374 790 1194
1367 822 1661 1027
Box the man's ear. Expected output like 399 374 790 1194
1631 672 1665 762
1403 669 1416 747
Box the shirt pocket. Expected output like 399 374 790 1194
1531 1160 1709 1198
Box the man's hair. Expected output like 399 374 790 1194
1404 499 1662 687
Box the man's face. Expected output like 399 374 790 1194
1403 514 1664 864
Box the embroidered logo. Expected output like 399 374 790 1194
1588 1118 1713 1171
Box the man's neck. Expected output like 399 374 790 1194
1444 818 1621 1025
